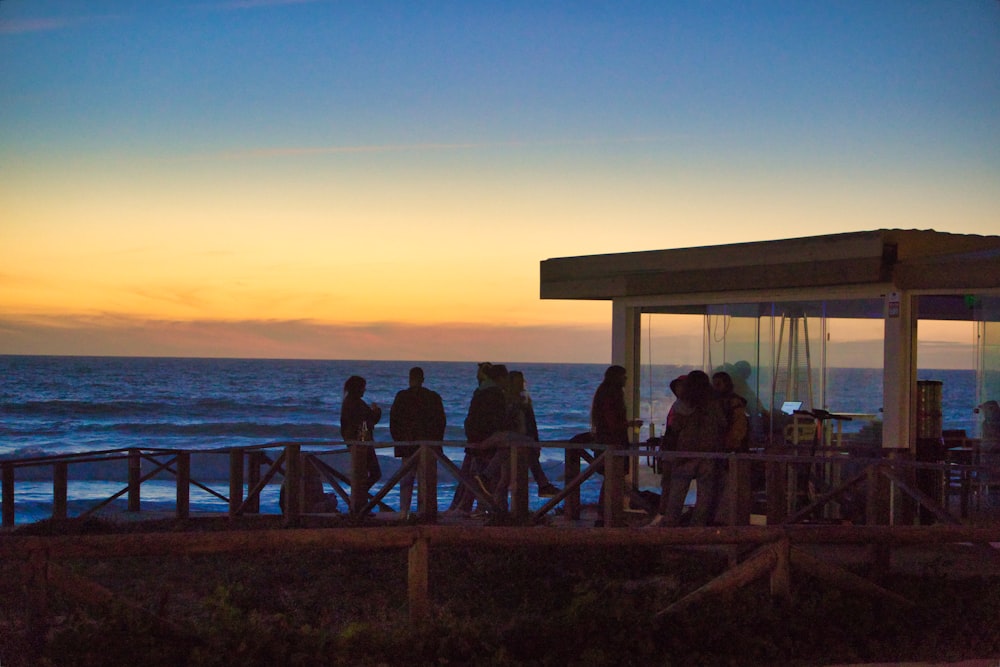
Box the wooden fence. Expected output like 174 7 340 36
1 440 996 530
2 442 999 640
3 524 1000 630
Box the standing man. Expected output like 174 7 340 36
590 365 642 525
389 366 446 518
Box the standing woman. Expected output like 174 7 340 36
340 375 382 493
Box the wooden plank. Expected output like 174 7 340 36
349 444 367 516
127 449 141 512
229 449 244 517
770 538 791 602
246 451 262 514
509 444 529 523
176 451 190 519
657 544 778 617
3 524 1000 561
2 462 14 527
604 450 624 527
766 457 787 525
417 445 438 520
564 447 581 520
53 462 68 521
784 466 869 525
238 450 286 516
866 463 892 578
284 444 301 525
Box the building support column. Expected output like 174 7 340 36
883 290 916 526
611 300 642 431
883 290 916 453
612 300 643 507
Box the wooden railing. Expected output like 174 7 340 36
1 440 997 530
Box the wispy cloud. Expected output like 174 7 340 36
0 313 609 363
195 136 672 162
0 18 74 35
207 141 510 160
0 13 124 36
203 0 328 10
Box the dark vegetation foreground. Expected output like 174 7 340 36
1 519 999 666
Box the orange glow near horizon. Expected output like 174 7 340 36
3 3 998 361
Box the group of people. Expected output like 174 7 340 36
645 369 749 527
446 362 561 516
333 363 560 518
294 363 748 524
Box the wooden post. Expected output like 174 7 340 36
284 444 301 525
229 448 244 517
723 456 752 566
510 443 529 523
176 451 190 519
416 445 438 520
246 451 262 514
127 448 141 512
2 462 14 528
565 447 581 520
350 444 368 516
605 450 624 527
408 537 430 625
658 544 778 617
725 456 752 527
867 462 892 578
766 455 787 525
53 462 68 521
770 538 792 602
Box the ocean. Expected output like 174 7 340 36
0 355 981 525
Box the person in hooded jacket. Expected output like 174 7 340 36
661 370 727 526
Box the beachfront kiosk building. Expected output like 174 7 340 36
541 229 1000 515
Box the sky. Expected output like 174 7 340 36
2 1 999 364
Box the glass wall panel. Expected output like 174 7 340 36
975 296 1000 447
825 317 884 449
639 299 887 450
706 304 767 446
637 313 703 443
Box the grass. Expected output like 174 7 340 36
1 518 999 666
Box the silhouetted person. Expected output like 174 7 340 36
389 366 446 518
646 374 687 527
476 369 560 506
509 370 560 497
662 370 727 526
590 364 642 524
448 362 508 515
340 374 382 495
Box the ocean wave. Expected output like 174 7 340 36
193 398 241 409
1 398 329 421
79 421 341 439
1 399 167 417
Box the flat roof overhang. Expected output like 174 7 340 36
540 229 1000 316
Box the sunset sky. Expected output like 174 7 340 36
2 1 999 363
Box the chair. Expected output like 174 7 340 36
942 430 974 516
